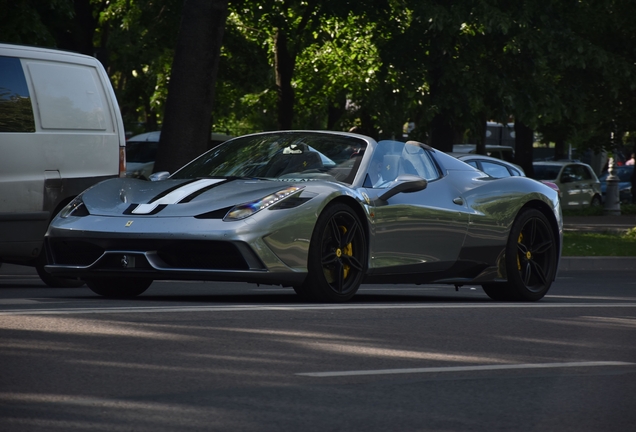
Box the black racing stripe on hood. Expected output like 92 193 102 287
123 203 168 215
147 179 201 204
179 179 230 204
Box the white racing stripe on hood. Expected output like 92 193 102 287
132 179 225 214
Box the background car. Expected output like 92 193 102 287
450 153 525 178
452 144 515 163
599 165 633 204
532 161 602 209
126 131 232 180
45 131 562 303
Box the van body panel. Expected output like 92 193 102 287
0 43 125 267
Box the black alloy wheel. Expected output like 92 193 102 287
483 208 557 301
299 203 366 302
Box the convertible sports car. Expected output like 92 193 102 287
45 130 562 302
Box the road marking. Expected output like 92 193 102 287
548 295 636 301
296 361 636 377
1 302 636 316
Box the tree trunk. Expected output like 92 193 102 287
474 113 487 155
514 120 534 177
274 29 295 130
429 112 455 152
327 93 346 130
553 138 567 160
154 0 228 173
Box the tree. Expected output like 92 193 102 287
229 0 394 132
153 0 229 174
100 0 183 133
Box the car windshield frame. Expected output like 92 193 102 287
171 132 369 185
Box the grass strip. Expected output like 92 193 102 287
563 229 636 256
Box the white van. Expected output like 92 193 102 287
0 43 126 286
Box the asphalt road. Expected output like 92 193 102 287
1 268 635 431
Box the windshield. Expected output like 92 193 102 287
533 165 561 180
172 132 368 185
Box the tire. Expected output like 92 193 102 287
590 195 602 207
483 208 557 301
300 203 367 302
36 252 85 288
481 283 514 301
86 278 152 298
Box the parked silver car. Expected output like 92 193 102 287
45 131 562 302
532 161 602 209
452 144 515 163
450 153 525 178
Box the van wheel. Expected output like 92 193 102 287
35 253 85 288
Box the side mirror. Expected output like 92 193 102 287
149 171 170 181
560 174 573 184
378 175 427 201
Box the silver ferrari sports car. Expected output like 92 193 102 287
45 130 562 302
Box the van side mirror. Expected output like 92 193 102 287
378 175 427 201
149 171 170 181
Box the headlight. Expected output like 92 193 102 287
59 194 89 218
224 186 303 221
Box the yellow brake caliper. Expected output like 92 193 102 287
324 225 353 283
340 226 353 279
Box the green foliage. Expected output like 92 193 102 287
3 0 636 151
0 0 73 46
625 227 636 240
99 0 183 134
0 94 35 132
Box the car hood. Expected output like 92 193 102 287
81 177 306 217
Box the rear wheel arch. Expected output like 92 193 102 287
484 203 558 301
518 199 561 257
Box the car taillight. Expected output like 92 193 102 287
119 146 126 177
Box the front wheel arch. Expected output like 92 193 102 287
299 201 368 302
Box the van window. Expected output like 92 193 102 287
27 61 111 131
0 56 35 132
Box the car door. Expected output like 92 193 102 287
559 164 585 209
575 164 599 205
366 143 469 273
